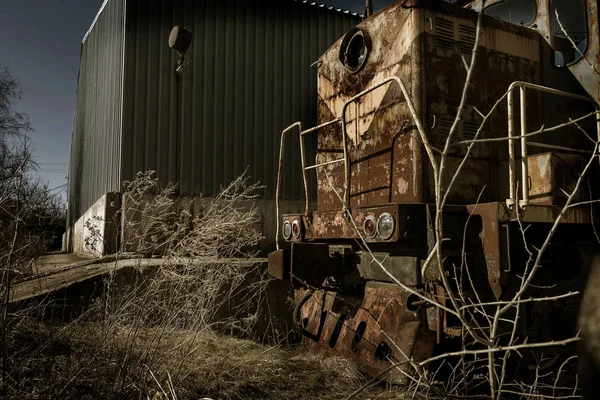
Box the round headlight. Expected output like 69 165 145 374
282 220 292 241
292 220 301 239
339 27 372 74
363 215 377 239
377 213 395 240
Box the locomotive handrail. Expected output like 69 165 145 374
506 81 599 209
275 75 423 248
275 122 303 250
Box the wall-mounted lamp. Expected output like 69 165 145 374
169 26 192 75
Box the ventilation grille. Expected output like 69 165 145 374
437 116 456 143
459 25 476 55
462 121 479 141
436 118 482 143
436 18 455 51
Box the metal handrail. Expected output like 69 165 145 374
275 122 302 250
506 81 599 209
275 75 422 247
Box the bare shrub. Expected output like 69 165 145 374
69 170 283 396
109 170 267 328
121 171 179 256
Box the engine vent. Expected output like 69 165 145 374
462 121 479 141
437 116 457 143
459 24 477 55
436 18 455 52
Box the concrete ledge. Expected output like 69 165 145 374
72 192 311 255
121 195 311 253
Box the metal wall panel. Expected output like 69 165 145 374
67 0 125 226
120 0 359 200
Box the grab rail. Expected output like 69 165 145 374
506 81 599 209
275 75 421 248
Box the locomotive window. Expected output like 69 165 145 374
551 0 587 67
484 0 536 26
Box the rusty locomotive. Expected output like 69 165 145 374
268 0 600 381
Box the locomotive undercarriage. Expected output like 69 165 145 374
269 202 599 381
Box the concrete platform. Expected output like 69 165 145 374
11 253 267 303
32 252 96 275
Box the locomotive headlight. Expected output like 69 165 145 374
363 215 377 239
292 220 301 239
377 213 395 240
282 220 292 241
339 27 372 74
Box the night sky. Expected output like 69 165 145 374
0 0 395 200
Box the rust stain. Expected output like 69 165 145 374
297 282 434 383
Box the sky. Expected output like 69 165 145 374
0 0 395 202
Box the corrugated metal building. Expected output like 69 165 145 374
67 0 359 231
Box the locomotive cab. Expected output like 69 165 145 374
269 0 600 382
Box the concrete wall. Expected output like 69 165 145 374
72 192 121 256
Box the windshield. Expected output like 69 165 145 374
551 0 588 66
484 0 536 26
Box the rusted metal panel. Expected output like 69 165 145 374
465 202 506 300
296 282 434 383
282 204 406 242
423 7 543 205
356 252 419 286
316 3 420 211
313 0 568 213
268 248 290 280
527 152 583 205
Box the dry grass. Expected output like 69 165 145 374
5 319 412 400
0 171 415 399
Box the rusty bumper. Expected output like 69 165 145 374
296 282 434 382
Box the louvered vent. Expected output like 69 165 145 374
459 25 476 55
437 116 456 143
436 18 455 52
462 121 479 141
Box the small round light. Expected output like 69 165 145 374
377 213 395 240
292 220 301 239
282 220 292 241
363 215 377 239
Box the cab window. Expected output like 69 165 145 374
551 0 587 66
484 0 536 26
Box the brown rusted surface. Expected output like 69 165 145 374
527 153 584 205
281 205 407 242
569 0 600 103
312 205 405 242
472 201 600 225
469 0 600 104
313 0 582 213
267 249 289 280
466 202 506 300
296 282 434 383
316 2 420 211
